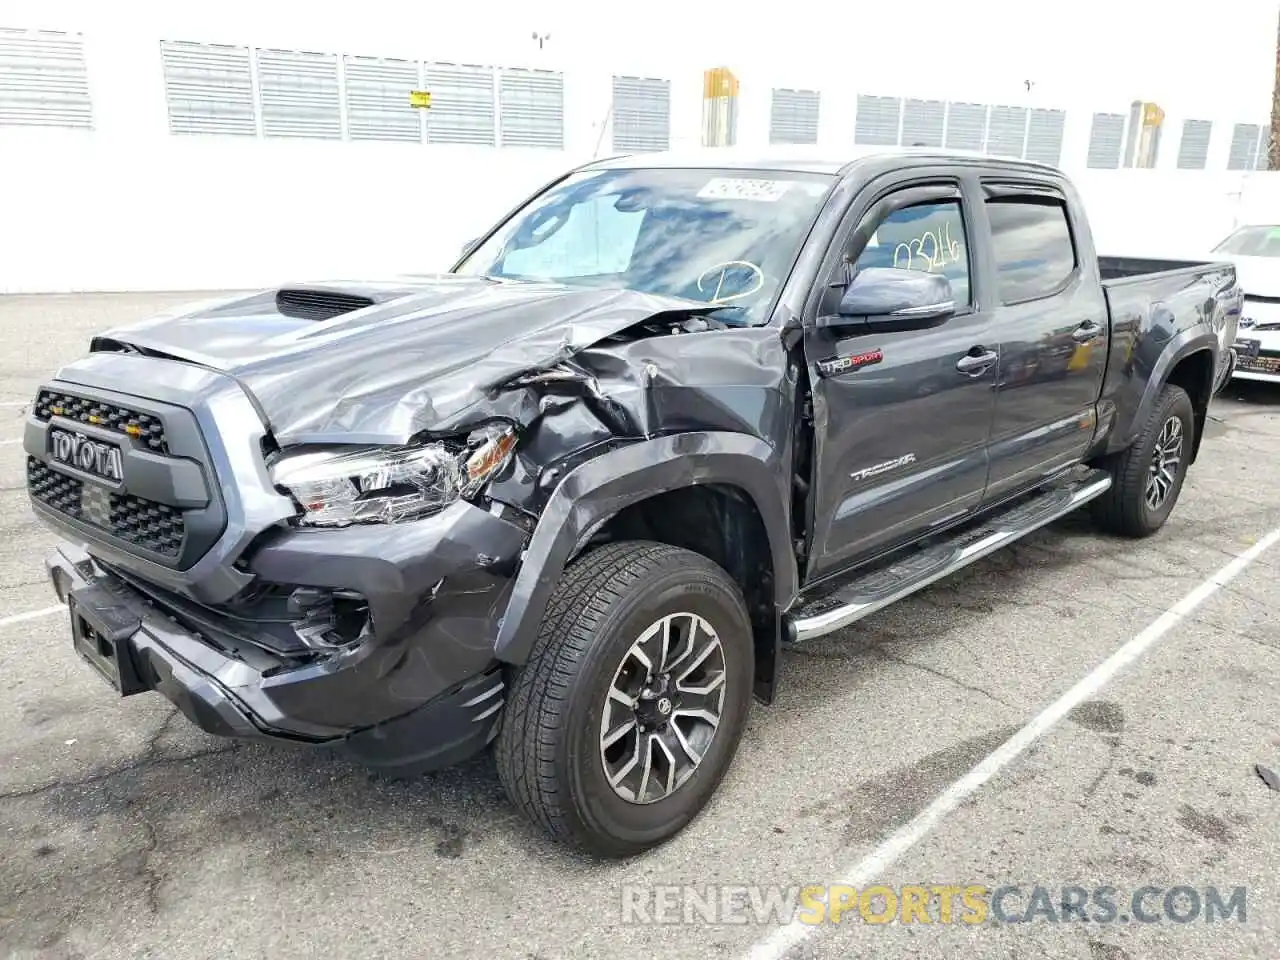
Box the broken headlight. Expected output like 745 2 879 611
270 423 516 527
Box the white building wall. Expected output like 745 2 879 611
2 0 1279 293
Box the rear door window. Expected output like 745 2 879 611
985 197 1077 303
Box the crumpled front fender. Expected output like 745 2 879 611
492 431 797 665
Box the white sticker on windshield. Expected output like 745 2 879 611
697 177 794 202
794 181 831 197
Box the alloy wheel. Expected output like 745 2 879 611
598 612 727 804
1145 415 1184 510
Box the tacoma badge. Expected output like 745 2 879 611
850 453 916 482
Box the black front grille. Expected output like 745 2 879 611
27 457 185 558
276 288 375 321
34 389 168 454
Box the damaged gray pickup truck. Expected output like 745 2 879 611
28 149 1240 856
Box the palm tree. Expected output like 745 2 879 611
1271 6 1280 168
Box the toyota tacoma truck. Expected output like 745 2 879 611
27 149 1240 857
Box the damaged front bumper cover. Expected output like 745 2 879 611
45 542 508 773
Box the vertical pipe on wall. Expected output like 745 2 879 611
702 66 738 147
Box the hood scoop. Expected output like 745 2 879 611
276 286 377 322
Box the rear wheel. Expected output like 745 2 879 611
1091 383 1194 537
495 540 753 857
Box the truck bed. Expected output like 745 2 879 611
1099 256 1236 329
1096 254 1237 418
1098 255 1223 284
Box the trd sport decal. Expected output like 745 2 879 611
817 348 883 377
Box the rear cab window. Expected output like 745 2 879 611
985 194 1078 304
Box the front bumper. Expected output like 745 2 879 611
27 357 534 771
1228 343 1280 383
1231 323 1280 385
1231 367 1280 384
46 541 510 773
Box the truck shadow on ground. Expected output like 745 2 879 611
1214 379 1280 408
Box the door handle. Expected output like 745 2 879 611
1072 321 1102 343
956 348 998 375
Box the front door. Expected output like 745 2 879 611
803 179 997 580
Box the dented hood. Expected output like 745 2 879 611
94 275 713 445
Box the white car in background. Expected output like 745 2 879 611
1212 224 1280 385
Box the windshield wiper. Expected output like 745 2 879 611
698 303 752 325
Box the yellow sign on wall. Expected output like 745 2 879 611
702 67 739 99
409 90 432 109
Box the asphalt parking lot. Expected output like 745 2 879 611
1 293 1278 960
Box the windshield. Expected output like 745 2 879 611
1212 225 1280 257
454 167 834 325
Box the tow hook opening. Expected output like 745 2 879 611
287 587 371 651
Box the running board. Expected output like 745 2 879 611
787 469 1112 643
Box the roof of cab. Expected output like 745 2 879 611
579 145 1063 178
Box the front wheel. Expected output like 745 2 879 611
1091 383 1195 537
495 540 754 857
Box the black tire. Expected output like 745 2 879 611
1091 383 1195 537
495 540 753 857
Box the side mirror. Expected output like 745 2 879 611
821 267 955 333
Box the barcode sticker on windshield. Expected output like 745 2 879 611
697 177 793 202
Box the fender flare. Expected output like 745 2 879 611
1115 327 1218 453
493 431 797 665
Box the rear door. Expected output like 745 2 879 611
802 174 998 580
978 181 1110 500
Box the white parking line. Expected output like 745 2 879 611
0 605 62 628
744 525 1280 960
0 438 23 445
0 401 28 407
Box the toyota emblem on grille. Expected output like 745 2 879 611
50 429 123 483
